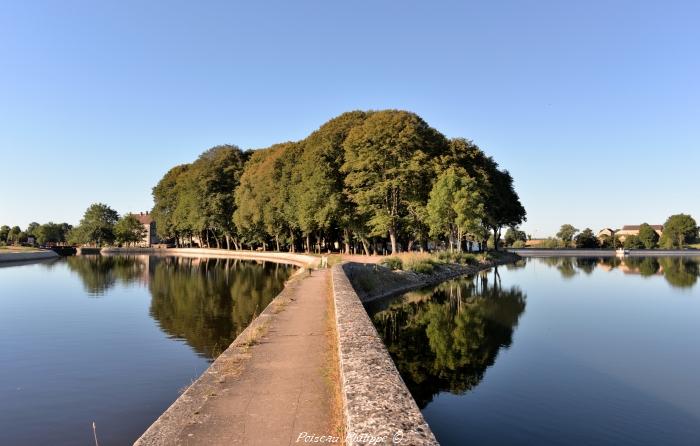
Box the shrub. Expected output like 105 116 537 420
380 257 403 270
434 251 479 265
512 240 526 248
405 258 435 274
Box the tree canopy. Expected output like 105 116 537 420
152 110 526 254
660 214 698 249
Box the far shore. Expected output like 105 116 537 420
0 249 58 264
509 248 700 257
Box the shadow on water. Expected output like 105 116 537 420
367 267 527 408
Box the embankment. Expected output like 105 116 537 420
100 247 317 269
344 251 521 303
0 250 59 264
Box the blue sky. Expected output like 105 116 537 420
1 0 698 237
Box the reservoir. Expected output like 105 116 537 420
368 256 700 446
0 255 293 445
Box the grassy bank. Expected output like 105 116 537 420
343 250 519 302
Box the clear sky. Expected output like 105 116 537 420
1 0 698 237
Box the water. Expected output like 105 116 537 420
368 256 700 446
0 255 293 446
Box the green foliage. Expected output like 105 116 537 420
69 203 119 246
115 215 146 246
342 110 448 254
504 227 527 246
623 235 644 249
151 110 525 255
426 167 485 251
404 258 436 274
660 214 698 249
539 237 565 249
380 257 404 271
435 251 479 265
574 228 599 248
556 224 578 246
637 223 659 249
0 225 10 243
512 240 526 248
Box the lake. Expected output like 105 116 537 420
0 255 293 446
368 256 700 446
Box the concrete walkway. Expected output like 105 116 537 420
140 268 338 445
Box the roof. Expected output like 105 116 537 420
621 225 663 231
131 212 154 225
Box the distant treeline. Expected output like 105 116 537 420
151 110 526 254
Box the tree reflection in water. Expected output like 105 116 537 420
63 255 293 359
539 256 699 289
370 268 527 408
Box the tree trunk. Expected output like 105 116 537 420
275 234 280 252
388 227 398 254
343 228 351 255
361 237 370 256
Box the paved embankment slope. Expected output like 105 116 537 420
0 250 59 264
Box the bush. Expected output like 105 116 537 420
512 240 526 248
434 251 479 265
380 257 403 270
405 258 436 274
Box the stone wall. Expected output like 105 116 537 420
0 250 59 264
332 264 438 446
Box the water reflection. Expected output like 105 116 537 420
539 256 699 288
58 255 293 358
148 256 292 358
369 268 526 408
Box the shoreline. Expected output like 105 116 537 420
343 251 521 303
0 249 59 264
510 248 700 257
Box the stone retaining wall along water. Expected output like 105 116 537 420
332 264 438 446
0 250 59 264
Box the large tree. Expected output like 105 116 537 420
660 214 698 249
152 164 190 245
637 223 660 249
342 110 448 254
557 224 578 247
0 225 9 243
71 203 119 246
426 167 484 252
574 228 599 248
294 111 368 254
115 215 147 246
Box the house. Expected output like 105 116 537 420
131 212 158 247
597 228 615 239
614 225 663 242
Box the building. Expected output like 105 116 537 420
597 228 615 239
131 212 158 247
615 225 663 241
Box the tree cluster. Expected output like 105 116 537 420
551 215 698 250
68 203 146 247
151 110 526 254
0 222 72 246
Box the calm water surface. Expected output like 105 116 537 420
368 256 700 446
0 255 293 446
